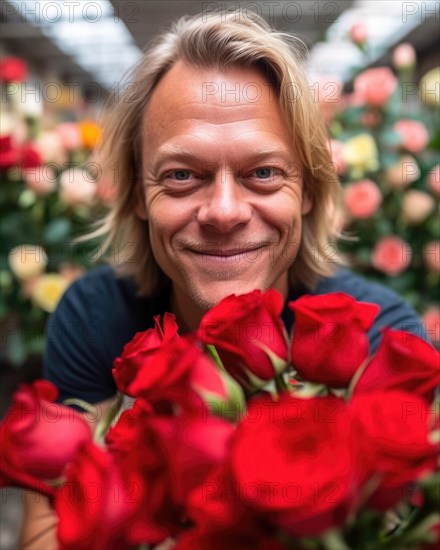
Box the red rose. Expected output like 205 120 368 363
198 289 288 392
230 393 361 537
56 442 137 550
353 329 440 403
289 293 379 387
184 463 281 548
105 402 183 545
0 135 20 170
0 57 27 83
125 334 209 406
113 313 179 395
0 381 91 498
152 413 235 506
349 391 438 510
20 142 42 169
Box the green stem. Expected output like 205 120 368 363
206 344 227 373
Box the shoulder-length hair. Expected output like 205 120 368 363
91 10 342 295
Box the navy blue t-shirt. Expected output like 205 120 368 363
44 265 428 404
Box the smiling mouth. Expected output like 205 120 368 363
188 245 266 257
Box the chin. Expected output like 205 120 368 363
187 278 267 312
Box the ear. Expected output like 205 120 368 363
301 189 313 215
134 181 148 221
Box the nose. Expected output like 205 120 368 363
197 172 252 232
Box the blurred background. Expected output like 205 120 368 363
0 0 439 546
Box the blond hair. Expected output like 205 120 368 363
93 10 342 295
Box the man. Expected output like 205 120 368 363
21 10 427 548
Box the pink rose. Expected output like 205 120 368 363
422 307 440 346
24 166 56 195
372 236 412 276
402 190 434 224
354 68 398 107
392 43 416 69
423 241 440 273
344 179 382 219
57 122 82 151
428 164 440 195
384 156 420 189
349 22 368 45
328 139 346 175
394 120 429 153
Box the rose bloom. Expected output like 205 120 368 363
422 306 440 346
344 179 382 219
328 139 346 175
402 190 434 224
354 67 398 107
423 241 440 273
349 22 368 44
419 67 440 106
384 155 420 189
60 167 97 206
24 165 56 195
0 57 27 82
371 236 412 276
392 43 416 69
394 120 429 153
57 122 82 151
0 381 91 496
0 135 20 169
35 130 66 165
428 164 440 195
342 133 379 173
30 273 70 312
19 143 42 169
79 120 101 149
8 244 47 280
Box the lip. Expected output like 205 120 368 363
188 245 266 257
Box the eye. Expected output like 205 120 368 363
254 167 275 179
172 170 192 181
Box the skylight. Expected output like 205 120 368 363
7 0 142 89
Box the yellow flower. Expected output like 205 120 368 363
8 245 47 280
419 67 440 106
342 134 379 175
79 120 101 149
31 274 69 312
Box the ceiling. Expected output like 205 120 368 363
0 0 438 89
113 0 355 50
1 0 355 86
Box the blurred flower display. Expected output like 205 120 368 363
0 57 111 366
322 41 439 346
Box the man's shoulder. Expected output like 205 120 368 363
315 268 405 306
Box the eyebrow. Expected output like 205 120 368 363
153 145 294 170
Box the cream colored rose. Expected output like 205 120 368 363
342 134 379 175
8 244 48 280
60 167 96 206
402 190 435 224
30 273 69 312
384 156 420 189
419 67 439 106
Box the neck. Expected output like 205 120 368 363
170 289 205 334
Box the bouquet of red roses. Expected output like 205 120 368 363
1 291 439 549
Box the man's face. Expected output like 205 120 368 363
139 60 311 325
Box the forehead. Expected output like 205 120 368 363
141 60 291 145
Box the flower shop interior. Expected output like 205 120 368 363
0 0 439 548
